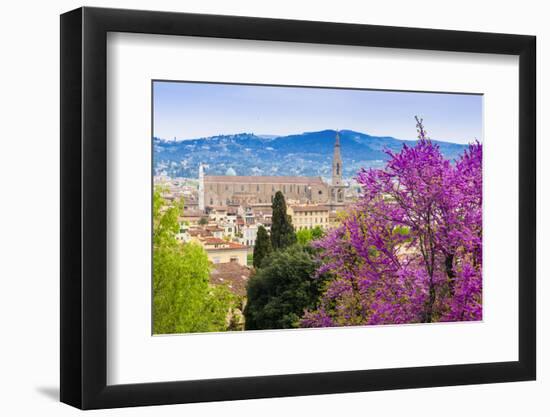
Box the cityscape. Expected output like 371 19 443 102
152 81 483 334
155 131 350 264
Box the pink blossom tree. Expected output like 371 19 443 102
302 117 482 327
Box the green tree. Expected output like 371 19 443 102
296 228 312 245
270 191 296 250
244 244 326 330
296 226 325 245
311 225 325 241
253 225 272 268
153 189 234 334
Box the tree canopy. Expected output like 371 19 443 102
253 225 272 268
270 191 296 250
244 244 327 330
296 226 325 245
153 189 234 334
302 118 482 327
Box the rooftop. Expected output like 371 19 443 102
201 237 247 250
204 175 325 185
290 205 330 212
210 262 251 297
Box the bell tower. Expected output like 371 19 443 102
198 162 205 211
332 131 343 187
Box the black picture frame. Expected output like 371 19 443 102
60 6 536 410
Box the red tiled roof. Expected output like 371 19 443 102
210 262 251 296
290 205 330 212
188 229 212 237
202 237 247 250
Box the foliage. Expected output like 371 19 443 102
244 244 327 330
302 117 482 327
153 189 235 334
296 226 325 245
198 216 209 225
253 225 272 268
270 191 297 250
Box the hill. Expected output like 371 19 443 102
153 129 469 179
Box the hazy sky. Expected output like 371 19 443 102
153 81 483 144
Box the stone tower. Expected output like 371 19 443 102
198 163 205 211
332 130 343 187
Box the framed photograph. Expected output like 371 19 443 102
60 6 536 409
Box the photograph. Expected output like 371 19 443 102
152 81 483 334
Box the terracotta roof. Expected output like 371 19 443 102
181 210 204 217
224 242 247 250
210 262 251 296
290 205 330 212
188 229 212 237
201 237 246 249
200 236 222 242
204 175 325 185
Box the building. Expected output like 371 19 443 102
209 262 251 297
203 175 329 207
199 237 248 266
198 163 205 211
330 131 347 204
199 131 348 209
288 205 330 230
240 224 259 247
205 225 225 239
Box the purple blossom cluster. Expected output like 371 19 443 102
302 118 483 327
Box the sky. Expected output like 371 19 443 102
153 81 483 144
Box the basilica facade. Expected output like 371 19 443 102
199 131 347 210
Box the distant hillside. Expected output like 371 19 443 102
153 129 469 179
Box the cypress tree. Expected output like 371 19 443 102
270 191 296 250
253 225 272 268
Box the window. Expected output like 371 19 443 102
257 185 260 192
230 257 238 263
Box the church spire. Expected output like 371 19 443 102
198 162 205 211
332 130 343 187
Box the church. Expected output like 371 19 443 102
199 131 347 210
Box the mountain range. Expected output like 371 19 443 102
153 129 469 180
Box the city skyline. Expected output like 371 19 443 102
153 81 483 145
